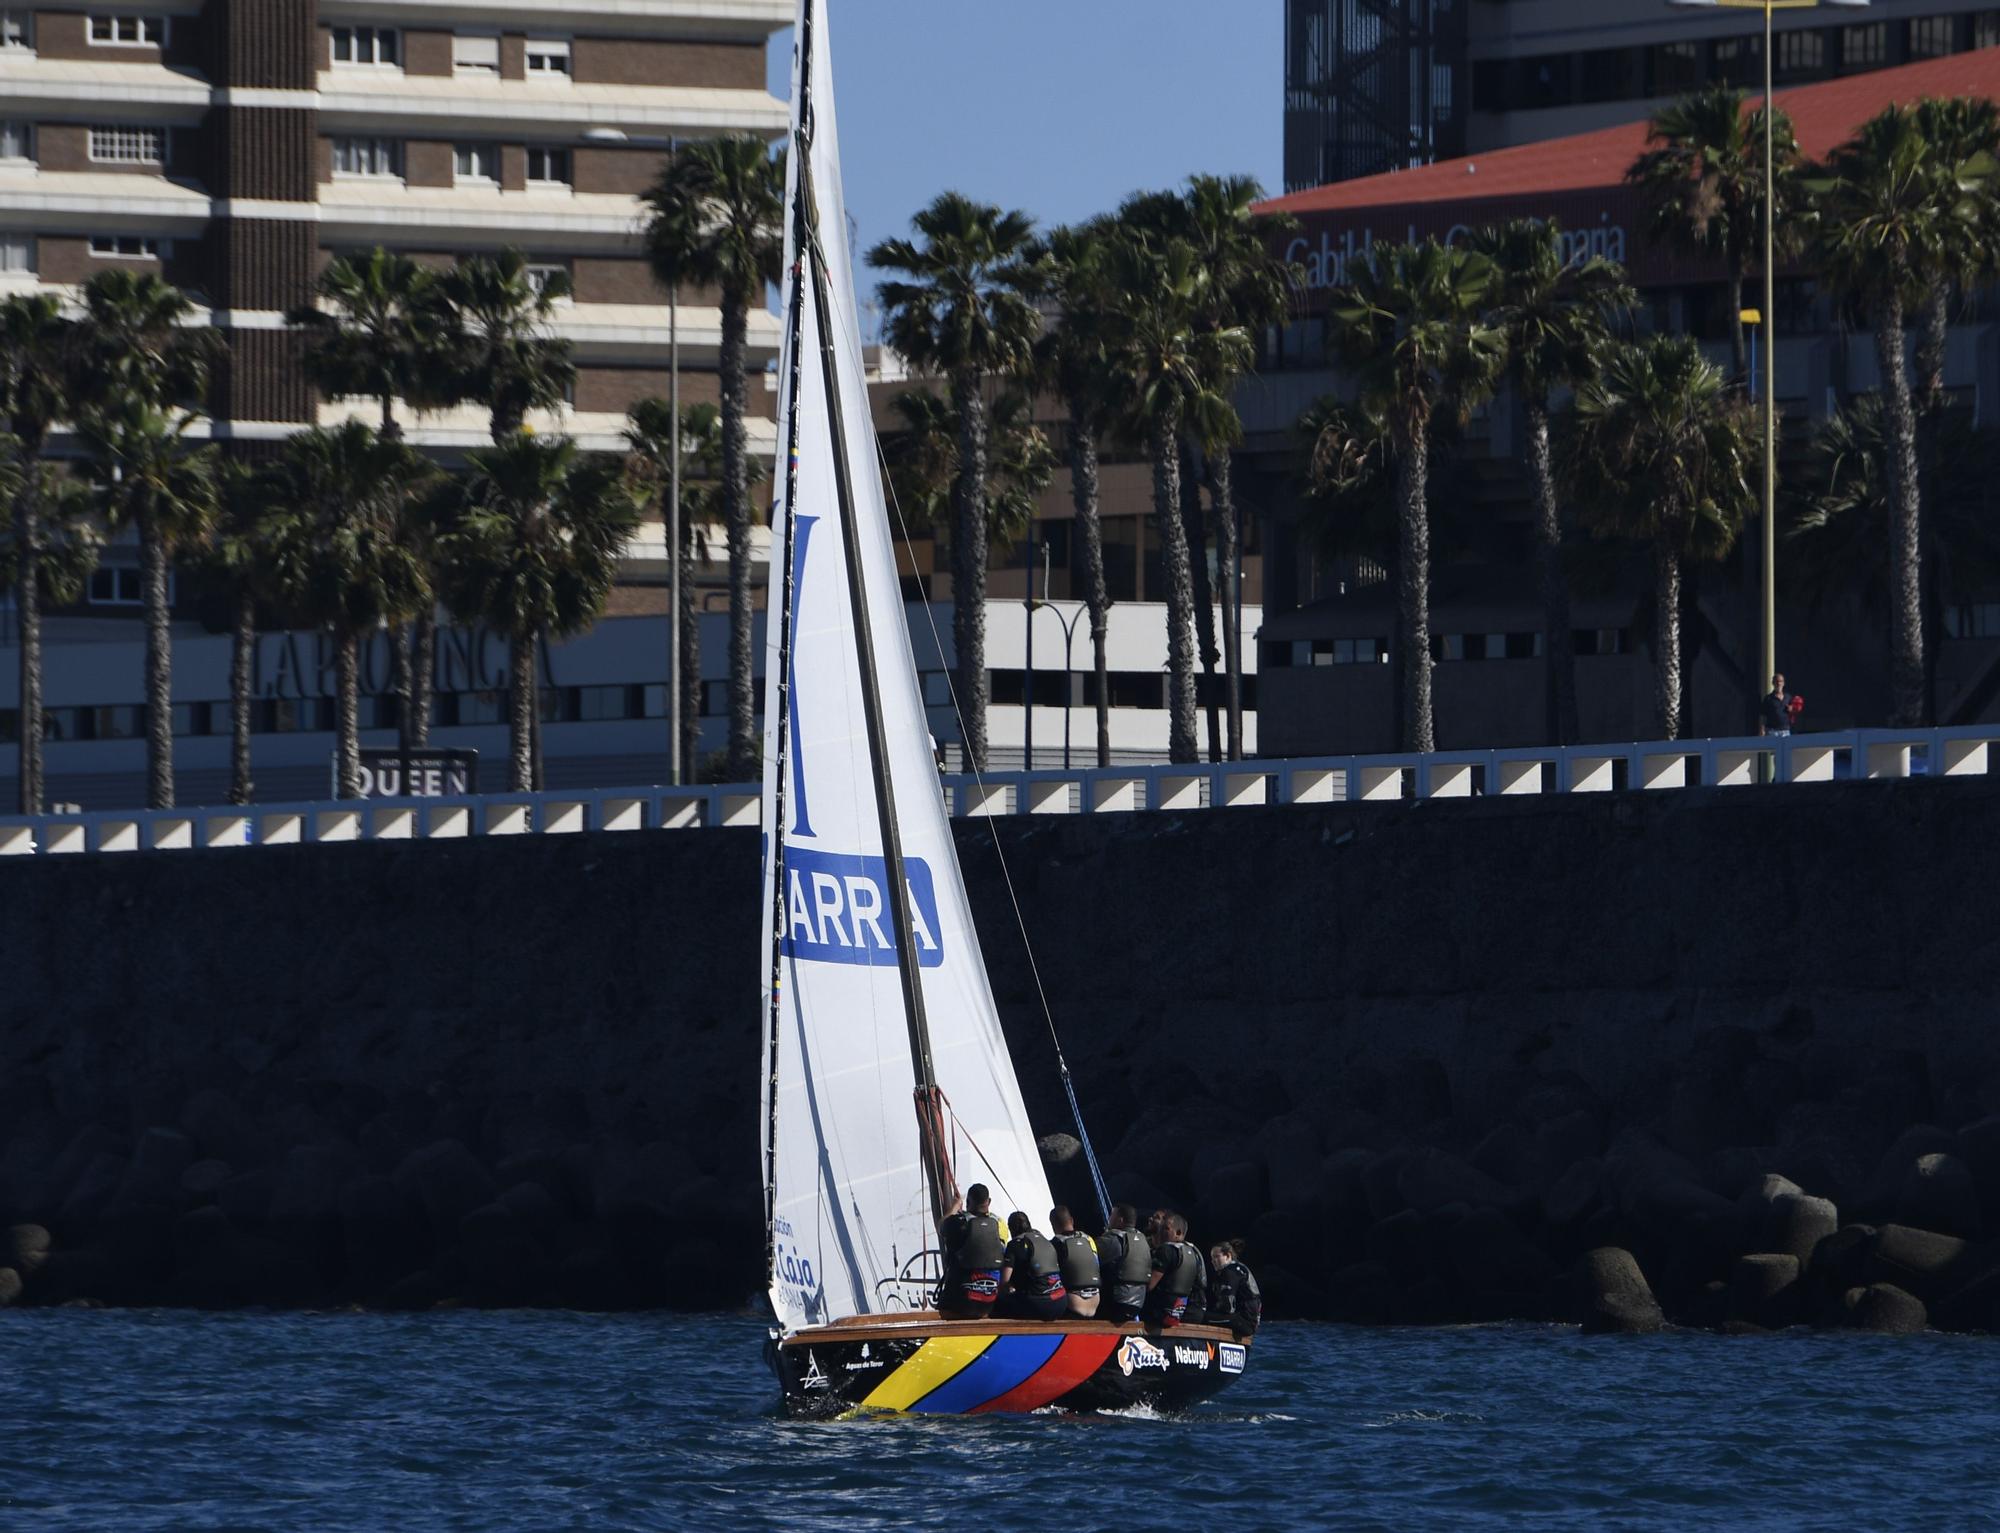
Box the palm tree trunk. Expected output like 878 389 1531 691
1916 294 1949 419
1212 447 1243 761
1654 540 1683 740
530 632 545 793
1874 293 1926 726
721 285 755 781
391 622 413 750
1728 269 1747 386
951 369 991 772
229 587 254 806
1525 399 1577 746
1150 413 1199 764
380 389 399 441
1066 404 1111 769
15 475 40 814
334 626 362 799
508 632 534 792
140 507 174 809
1181 435 1220 762
680 521 702 782
410 612 434 748
1396 433 1435 754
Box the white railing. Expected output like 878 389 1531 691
2 725 1997 856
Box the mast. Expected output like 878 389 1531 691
793 0 958 1230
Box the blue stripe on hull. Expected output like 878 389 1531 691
909 1334 1064 1414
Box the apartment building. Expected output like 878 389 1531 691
0 0 789 450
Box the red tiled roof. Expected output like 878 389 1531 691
1261 47 2000 218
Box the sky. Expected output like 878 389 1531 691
764 2 1283 317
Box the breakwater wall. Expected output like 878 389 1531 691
5 780 2000 1333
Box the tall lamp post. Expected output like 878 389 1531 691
1667 0 1868 702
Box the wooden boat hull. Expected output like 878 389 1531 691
768 1313 1250 1419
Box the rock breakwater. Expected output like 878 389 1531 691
5 778 2000 1336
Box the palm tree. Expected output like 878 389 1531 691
1098 231 1252 763
643 136 785 783
199 461 279 806
1466 219 1633 746
1318 238 1504 753
291 247 455 750
1570 335 1754 739
1036 222 1121 767
1628 82 1804 383
0 292 75 813
75 397 219 808
626 398 747 782
1815 103 1980 727
261 424 432 798
290 247 451 438
1909 97 2000 422
71 270 220 810
1169 175 1297 760
871 192 1043 772
437 435 641 791
436 249 576 442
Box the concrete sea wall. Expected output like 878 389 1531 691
6 779 2000 1333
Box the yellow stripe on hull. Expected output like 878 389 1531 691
858 1334 995 1413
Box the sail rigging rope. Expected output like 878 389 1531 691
869 428 1115 1228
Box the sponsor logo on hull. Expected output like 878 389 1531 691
1172 1342 1214 1370
1218 1343 1247 1375
1117 1336 1169 1376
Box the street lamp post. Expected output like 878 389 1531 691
1667 0 1868 700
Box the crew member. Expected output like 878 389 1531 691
1048 1205 1101 1319
996 1211 1068 1320
1206 1239 1262 1339
1143 1211 1207 1328
1097 1204 1151 1323
935 1183 1006 1320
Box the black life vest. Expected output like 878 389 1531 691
1109 1227 1152 1285
1008 1230 1067 1299
942 1211 1005 1271
1210 1262 1258 1321
1161 1240 1201 1298
1051 1230 1101 1291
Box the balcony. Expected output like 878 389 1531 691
315 0 793 43
314 71 787 138
0 56 211 118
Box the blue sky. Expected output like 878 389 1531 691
767 2 1283 300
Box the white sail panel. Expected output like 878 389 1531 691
759 0 1053 1336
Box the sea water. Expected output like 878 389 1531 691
4 1310 1998 1530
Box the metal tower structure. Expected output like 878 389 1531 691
1284 0 1469 192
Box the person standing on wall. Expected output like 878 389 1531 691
1760 672 1799 738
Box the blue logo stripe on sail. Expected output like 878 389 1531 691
785 515 819 839
782 847 945 968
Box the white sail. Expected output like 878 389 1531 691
758 0 1053 1336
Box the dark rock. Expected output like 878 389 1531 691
58 1152 127 1232
1573 1247 1665 1334
1956 1115 2000 1221
1729 1253 1801 1328
1315 1148 1373 1222
1894 1154 1981 1240
216 1168 276 1232
340 1176 427 1296
7 1223 51 1276
129 1127 194 1182
178 1160 233 1208
1858 1125 1958 1217
657 1236 729 1309
1359 1148 1411 1223
1199 1161 1267 1237
1534 1111 1603 1185
0 1267 20 1307
1762 1193 1840 1268
1543 1158 1602 1229
179 1089 261 1167
496 1180 560 1240
1397 1147 1510 1213
1364 1207 1452 1283
1245 1207 1320 1278
1843 1283 1927 1334
1470 1123 1536 1191
1257 1113 1326 1212
557 1246 638 1311
1932 1263 2000 1334
456 1202 550 1306
1448 1206 1558 1299
393 1140 497 1234
32 1247 124 1305
1866 1223 1969 1300
1324 1259 1397 1324
46 1124 123 1207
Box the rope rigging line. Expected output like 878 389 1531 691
869 426 1114 1228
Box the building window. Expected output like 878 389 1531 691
1712 36 1761 87
87 125 164 165
88 13 163 45
1907 16 1955 59
0 235 34 274
0 120 29 162
331 136 400 177
0 10 32 49
525 37 569 76
1842 22 1886 69
451 33 498 74
523 261 570 298
452 142 495 183
1304 637 1383 666
1775 29 1826 80
88 233 159 258
524 146 570 188
1651 40 1702 93
88 566 176 604
330 25 397 67
1976 11 2000 50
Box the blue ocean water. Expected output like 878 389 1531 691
3 1311 1997 1531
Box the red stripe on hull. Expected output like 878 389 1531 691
971 1334 1120 1414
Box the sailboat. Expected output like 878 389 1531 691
757 0 1250 1419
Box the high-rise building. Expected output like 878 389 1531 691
1285 0 2000 193
0 0 789 449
